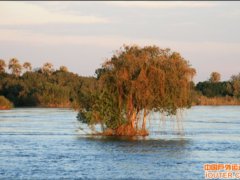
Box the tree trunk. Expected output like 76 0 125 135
135 111 140 130
131 110 137 129
142 109 147 130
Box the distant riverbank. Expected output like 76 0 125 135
1 94 240 111
0 101 74 110
193 95 240 106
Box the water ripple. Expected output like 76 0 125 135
0 106 240 179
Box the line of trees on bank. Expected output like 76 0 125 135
0 58 96 108
193 72 240 105
1 56 240 110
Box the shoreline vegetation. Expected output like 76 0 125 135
0 96 13 110
1 45 240 136
194 96 240 106
1 98 239 110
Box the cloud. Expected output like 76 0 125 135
0 29 118 47
0 2 109 25
106 1 215 9
1 29 239 82
1 29 240 55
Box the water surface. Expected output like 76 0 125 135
0 106 240 179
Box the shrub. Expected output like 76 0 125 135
0 96 13 109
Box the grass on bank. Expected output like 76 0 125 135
193 95 240 106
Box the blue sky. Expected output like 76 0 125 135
1 1 240 82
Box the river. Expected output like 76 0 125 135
0 106 240 179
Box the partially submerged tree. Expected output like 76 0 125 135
78 45 196 136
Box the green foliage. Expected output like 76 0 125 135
78 90 126 129
196 81 232 98
0 66 95 108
